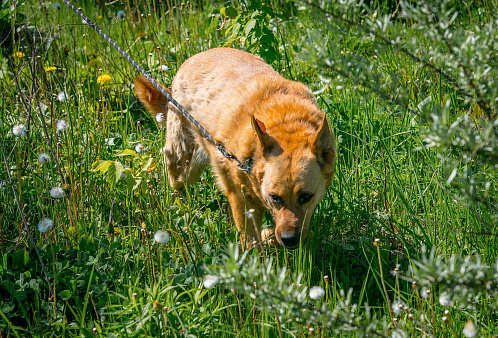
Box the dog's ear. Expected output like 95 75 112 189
313 114 335 172
134 76 170 120
251 116 277 153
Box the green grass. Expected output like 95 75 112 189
0 0 497 336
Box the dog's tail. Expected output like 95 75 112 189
134 76 170 125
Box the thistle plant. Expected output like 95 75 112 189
206 244 390 336
406 247 498 309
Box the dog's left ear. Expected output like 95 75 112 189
313 114 335 171
252 116 277 153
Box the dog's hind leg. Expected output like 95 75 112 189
164 104 208 189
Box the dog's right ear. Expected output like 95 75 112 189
251 116 277 153
134 76 170 119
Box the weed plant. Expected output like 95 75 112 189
0 0 497 337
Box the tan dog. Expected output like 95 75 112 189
134 48 335 249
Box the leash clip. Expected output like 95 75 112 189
237 159 253 174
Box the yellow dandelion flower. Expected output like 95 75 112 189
45 66 57 72
97 74 112 84
13 52 25 58
113 227 121 234
97 15 103 19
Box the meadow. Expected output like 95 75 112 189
0 0 497 336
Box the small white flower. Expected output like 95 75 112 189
37 218 54 233
135 143 144 153
38 152 50 164
392 299 404 315
390 264 401 277
13 123 27 137
463 320 477 338
421 287 430 299
53 3 61 10
56 119 69 131
309 286 325 300
160 64 169 72
439 292 452 307
50 186 64 198
117 10 126 19
203 274 219 288
155 113 165 123
246 208 255 219
154 230 170 244
57 91 68 102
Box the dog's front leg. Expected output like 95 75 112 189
225 190 265 250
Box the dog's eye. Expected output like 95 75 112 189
269 193 283 206
299 193 314 205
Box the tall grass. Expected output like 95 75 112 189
0 0 496 336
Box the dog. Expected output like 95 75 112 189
134 47 335 249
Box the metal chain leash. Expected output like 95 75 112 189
61 0 252 172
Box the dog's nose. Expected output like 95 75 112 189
280 232 301 249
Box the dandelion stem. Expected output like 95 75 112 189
376 245 394 322
0 138 52 296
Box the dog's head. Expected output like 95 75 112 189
252 113 335 249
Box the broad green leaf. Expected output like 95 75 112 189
114 161 125 183
221 6 237 19
91 160 113 174
140 156 157 173
225 6 238 18
115 149 136 157
126 176 142 192
244 19 256 36
58 290 72 300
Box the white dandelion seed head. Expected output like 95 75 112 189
37 218 54 233
155 113 165 123
57 91 68 102
391 329 407 338
246 208 255 219
135 143 144 153
38 152 50 164
160 64 169 72
56 119 69 131
154 230 170 244
439 292 452 307
117 10 126 19
309 286 325 300
392 299 405 315
463 320 477 338
13 123 27 137
50 186 64 198
203 274 219 288
421 287 430 299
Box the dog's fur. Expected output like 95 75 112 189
134 48 335 249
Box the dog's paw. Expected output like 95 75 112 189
261 228 277 247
